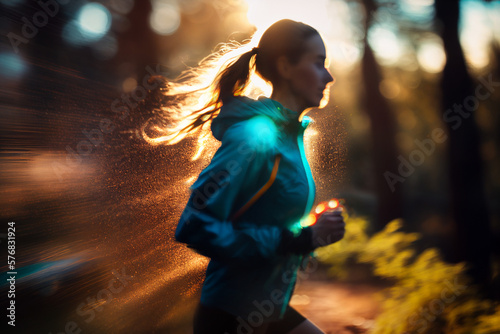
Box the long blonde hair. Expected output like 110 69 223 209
141 19 319 149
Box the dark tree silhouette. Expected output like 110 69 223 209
360 0 403 230
115 0 158 79
435 0 492 288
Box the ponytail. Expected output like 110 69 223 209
218 47 259 101
141 43 259 148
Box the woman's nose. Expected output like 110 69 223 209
325 69 334 84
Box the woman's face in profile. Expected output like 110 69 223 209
285 34 334 110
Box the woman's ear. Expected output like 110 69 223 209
276 56 293 80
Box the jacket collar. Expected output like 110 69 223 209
257 96 312 134
211 95 311 141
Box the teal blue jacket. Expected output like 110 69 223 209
175 95 316 321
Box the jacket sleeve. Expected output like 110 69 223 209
175 116 314 264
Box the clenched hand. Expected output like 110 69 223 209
310 210 345 248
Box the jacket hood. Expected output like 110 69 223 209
210 96 302 141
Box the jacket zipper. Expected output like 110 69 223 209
280 119 315 318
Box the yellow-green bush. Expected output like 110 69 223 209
315 216 500 334
314 213 370 279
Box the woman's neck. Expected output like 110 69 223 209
270 89 303 114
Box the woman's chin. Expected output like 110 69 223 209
302 95 327 110
318 94 329 108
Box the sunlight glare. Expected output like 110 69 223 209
244 0 362 71
246 0 332 34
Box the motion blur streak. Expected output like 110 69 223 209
0 58 215 332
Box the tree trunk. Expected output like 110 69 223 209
435 0 491 287
360 0 403 230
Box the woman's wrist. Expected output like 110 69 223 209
277 226 316 255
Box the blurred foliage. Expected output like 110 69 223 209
316 217 500 333
315 214 371 280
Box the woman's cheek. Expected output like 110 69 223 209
297 65 318 89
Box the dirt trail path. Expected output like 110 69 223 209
291 279 385 334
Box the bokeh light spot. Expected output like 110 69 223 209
122 77 138 93
417 41 446 73
149 4 181 36
0 53 27 80
77 2 112 41
368 25 403 65
379 79 401 99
